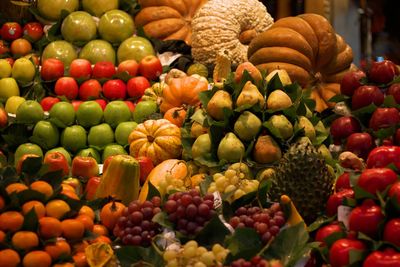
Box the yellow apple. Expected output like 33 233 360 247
0 59 12 78
0 78 20 100
12 58 36 83
5 96 26 114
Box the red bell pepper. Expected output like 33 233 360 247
85 176 101 200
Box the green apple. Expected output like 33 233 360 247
133 100 158 123
117 36 155 63
98 10 134 44
102 144 127 162
46 147 72 165
37 0 79 21
61 11 97 43
16 100 44 124
77 147 101 163
30 120 60 150
5 96 25 114
61 125 87 153
49 102 75 128
79 40 116 64
76 101 103 128
0 78 19 100
11 58 36 83
87 123 114 147
82 0 118 17
0 59 12 78
14 143 43 166
115 121 137 145
42 40 78 66
103 101 131 128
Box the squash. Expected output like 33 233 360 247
159 75 208 113
191 0 274 65
128 119 182 165
248 13 353 112
134 0 207 45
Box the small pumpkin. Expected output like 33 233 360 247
128 119 182 166
160 75 208 113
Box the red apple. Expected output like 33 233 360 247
234 62 263 83
351 85 384 110
138 55 163 80
126 76 150 99
369 107 400 131
117 59 139 77
387 83 400 104
136 156 154 185
71 100 83 111
335 172 351 192
0 40 9 55
4 57 14 67
55 77 79 100
43 151 69 176
94 99 107 110
22 22 43 42
71 156 99 181
102 155 115 174
40 96 60 111
0 107 7 128
41 58 65 81
92 61 116 79
16 154 40 175
124 100 136 112
330 116 361 143
69 58 92 80
102 79 127 100
1 22 22 41
369 60 399 84
79 79 102 100
340 70 366 96
345 132 374 160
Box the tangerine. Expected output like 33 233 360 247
22 250 52 267
0 249 21 267
30 181 53 199
22 200 46 218
11 231 39 251
61 219 85 240
78 206 95 220
61 189 79 200
44 239 71 260
10 38 32 56
72 240 89 253
0 230 5 243
90 235 111 244
45 199 71 219
92 224 109 236
73 252 88 267
5 183 28 195
0 211 24 232
38 217 62 239
76 214 94 231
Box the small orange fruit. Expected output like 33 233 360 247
92 224 109 236
22 250 52 267
38 217 62 239
61 184 76 193
79 205 95 220
61 189 79 200
53 263 75 267
44 239 71 260
0 249 21 267
5 183 28 195
0 196 5 210
30 181 53 198
73 252 88 267
61 219 85 240
72 240 89 253
22 200 46 218
45 199 71 219
100 201 126 231
90 235 111 244
76 214 94 231
11 231 39 251
10 38 32 56
0 211 24 232
0 230 5 243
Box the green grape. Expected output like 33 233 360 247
224 184 236 194
193 262 207 267
200 251 215 266
166 258 179 267
233 189 246 200
164 250 178 261
224 169 236 179
230 175 239 185
196 246 207 256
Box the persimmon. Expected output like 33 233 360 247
30 181 53 198
5 183 28 195
76 214 94 231
45 199 71 219
72 240 89 253
38 217 62 239
22 200 46 218
163 107 187 127
44 239 71 260
11 231 39 251
0 211 24 232
0 249 21 267
22 251 52 267
92 224 109 236
73 252 88 267
79 205 95 220
61 219 85 240
100 201 126 231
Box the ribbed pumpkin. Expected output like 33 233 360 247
128 119 182 166
159 75 209 113
248 13 353 112
134 0 207 45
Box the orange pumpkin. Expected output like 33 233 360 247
160 76 209 113
163 107 187 127
128 119 182 166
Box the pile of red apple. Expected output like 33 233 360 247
330 59 400 159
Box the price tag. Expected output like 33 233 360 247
213 191 222 209
338 205 352 230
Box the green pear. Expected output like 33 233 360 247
256 168 275 181
236 81 265 108
234 111 262 141
314 120 328 135
266 90 292 110
252 135 281 164
318 144 332 161
267 115 293 139
217 132 245 163
207 90 233 120
298 116 316 141
265 69 292 86
191 133 211 159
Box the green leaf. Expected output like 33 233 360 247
152 211 174 229
263 120 284 140
353 184 377 201
40 170 63 190
256 179 271 207
324 231 347 248
116 244 164 267
266 73 284 92
17 189 47 204
352 103 377 117
231 190 257 211
224 227 262 262
21 156 43 176
374 126 397 140
22 208 39 232
146 181 161 201
195 214 231 246
383 95 400 108
307 216 336 232
199 89 216 108
199 175 213 196
348 248 368 266
329 94 349 103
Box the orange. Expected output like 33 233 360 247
0 196 5 210
44 239 71 260
0 211 24 232
30 181 53 199
90 235 111 244
76 214 94 231
72 240 89 253
22 200 46 218
73 252 88 267
79 206 95 221
61 219 85 240
0 230 5 243
53 263 74 267
38 217 62 239
100 202 126 231
61 190 79 200
45 199 71 219
22 250 52 267
11 231 39 251
10 38 32 56
5 183 28 195
92 224 109 236
0 249 21 267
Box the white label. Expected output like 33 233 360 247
337 205 352 230
213 191 222 210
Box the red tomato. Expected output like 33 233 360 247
335 172 351 192
363 248 400 267
388 181 400 206
348 199 384 238
326 189 355 217
366 146 400 170
1 22 22 41
383 218 400 247
22 22 43 42
357 168 397 195
315 222 344 247
138 55 163 81
329 238 366 267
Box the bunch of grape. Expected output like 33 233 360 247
228 203 286 245
113 197 162 246
207 163 259 202
164 189 216 236
157 172 190 196
230 256 283 267
163 240 229 267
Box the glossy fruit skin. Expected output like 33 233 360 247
330 116 361 143
1 22 22 41
383 218 400 247
10 38 32 56
138 55 163 80
363 248 400 267
55 77 79 100
79 40 116 65
335 172 351 192
117 60 139 77
69 59 92 80
387 83 400 104
329 238 366 267
326 189 355 217
79 79 102 100
367 146 400 170
357 168 397 195
71 156 99 181
315 222 344 247
23 22 43 42
117 36 155 63
94 99 107 110
136 156 154 185
98 10 135 44
349 199 384 238
340 70 367 96
345 132 374 160
41 59 65 81
41 40 77 66
369 107 400 131
351 85 384 110
40 97 60 112
103 79 126 100
61 11 97 43
92 61 116 79
388 182 400 206
84 176 101 201
127 76 150 99
369 60 399 84
43 151 69 176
